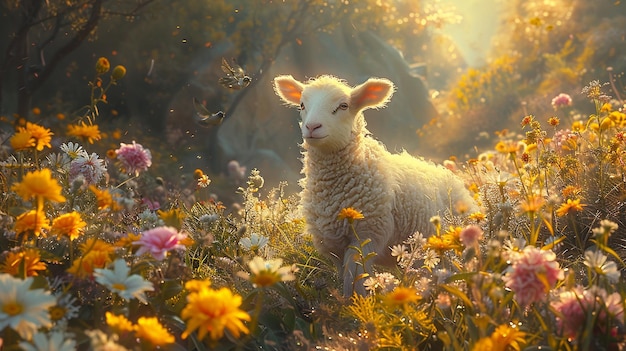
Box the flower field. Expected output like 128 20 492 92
1 55 626 351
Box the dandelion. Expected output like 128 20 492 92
181 283 250 341
66 122 102 144
583 250 620 283
115 141 152 176
555 198 585 217
11 168 66 210
0 274 56 339
106 312 135 333
69 152 107 185
551 93 572 109
135 226 187 261
382 286 421 308
241 256 297 288
502 246 564 307
24 122 53 151
14 210 50 237
337 207 364 223
9 129 35 151
0 249 47 277
239 233 269 251
51 211 87 241
94 259 154 304
18 330 77 351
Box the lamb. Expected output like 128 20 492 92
273 75 478 296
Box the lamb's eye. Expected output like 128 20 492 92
332 102 349 114
299 102 305 111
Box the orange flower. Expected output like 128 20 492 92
24 122 53 151
519 194 545 214
67 122 102 144
556 198 586 217
106 312 135 333
51 211 87 240
14 210 50 237
0 249 47 277
95 57 111 75
9 130 35 151
135 317 175 346
11 168 66 211
67 238 115 277
89 185 117 210
337 207 364 224
383 286 421 308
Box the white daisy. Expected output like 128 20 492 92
60 142 88 160
94 259 154 304
0 274 56 340
19 330 76 351
583 250 620 283
239 233 269 251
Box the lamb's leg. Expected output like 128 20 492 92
342 241 375 297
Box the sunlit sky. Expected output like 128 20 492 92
438 0 502 67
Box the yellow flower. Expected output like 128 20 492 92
0 249 47 277
95 57 111 75
519 194 545 214
572 121 585 132
106 312 135 333
11 168 66 210
425 235 456 254
114 232 141 248
14 210 50 237
24 122 53 151
111 65 127 80
51 211 87 240
135 316 175 346
383 286 421 308
157 208 186 230
469 212 486 222
337 207 364 224
490 324 526 351
9 130 35 151
67 238 114 277
181 285 250 341
89 185 117 211
556 198 586 217
66 122 102 144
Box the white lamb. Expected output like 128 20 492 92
273 75 478 296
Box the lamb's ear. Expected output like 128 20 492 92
350 78 395 111
274 75 304 107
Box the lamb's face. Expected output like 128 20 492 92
298 84 354 151
274 75 395 152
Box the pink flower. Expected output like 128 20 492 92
502 246 564 307
551 286 623 339
135 226 187 260
551 93 572 109
69 153 107 185
115 141 152 176
459 225 483 247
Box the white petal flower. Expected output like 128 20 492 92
19 330 76 351
60 142 88 160
94 259 154 304
239 233 269 251
0 274 56 340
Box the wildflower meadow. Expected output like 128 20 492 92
2 51 626 351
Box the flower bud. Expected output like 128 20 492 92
111 65 127 80
95 57 110 75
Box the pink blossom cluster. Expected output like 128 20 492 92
551 93 573 109
551 129 577 152
115 141 152 176
459 225 483 247
135 226 187 260
502 246 564 307
551 286 623 339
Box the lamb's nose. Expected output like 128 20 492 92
306 123 322 132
